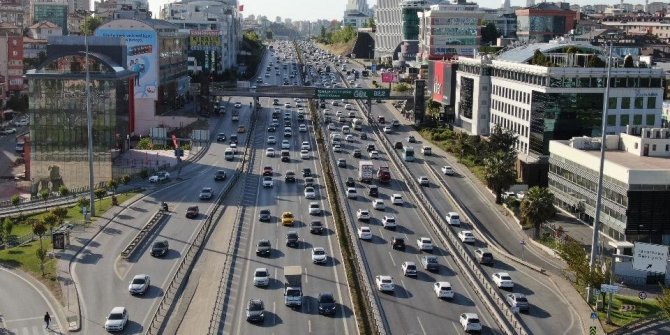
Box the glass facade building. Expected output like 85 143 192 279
33 4 68 35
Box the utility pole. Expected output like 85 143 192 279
85 34 96 217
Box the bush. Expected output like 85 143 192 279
136 138 152 150
58 185 69 196
393 83 410 92
78 197 90 209
121 175 131 184
94 188 107 200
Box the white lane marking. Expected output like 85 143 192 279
304 267 308 284
308 319 312 333
0 268 64 332
417 315 428 335
2 316 43 323
452 321 462 333
388 251 397 267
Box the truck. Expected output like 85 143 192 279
358 161 374 182
231 110 239 122
377 165 391 183
351 118 362 131
283 266 303 307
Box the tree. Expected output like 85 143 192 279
78 197 90 211
33 222 47 275
481 22 501 45
94 188 107 200
42 213 59 234
107 180 119 194
51 207 67 223
11 194 20 210
2 218 13 245
393 83 410 92
557 238 609 299
81 16 102 36
520 187 556 239
40 188 50 203
484 151 517 204
587 55 606 68
657 285 670 320
58 185 69 196
121 175 131 184
488 124 518 156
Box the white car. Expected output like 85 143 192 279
311 247 328 264
234 102 242 108
417 237 433 252
266 148 276 157
434 282 454 299
441 165 455 175
460 313 482 332
458 230 476 243
281 140 291 149
253 267 270 287
391 194 403 205
128 274 150 295
301 141 311 150
382 215 396 229
492 272 514 289
357 226 372 240
346 187 357 199
383 126 392 133
267 136 276 144
345 134 355 142
0 128 17 135
300 149 310 159
372 199 385 210
375 275 395 292
284 102 291 108
148 171 170 183
262 176 274 188
104 307 128 332
417 176 430 186
304 186 316 199
199 187 213 200
299 124 307 132
446 212 461 226
333 143 342 152
309 201 321 215
369 151 380 159
356 209 370 221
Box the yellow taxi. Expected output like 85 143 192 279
281 212 295 226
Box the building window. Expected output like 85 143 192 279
620 114 630 126
633 114 643 125
608 97 617 109
646 114 656 126
621 97 631 109
647 96 657 109
635 142 639 149
607 115 616 126
666 144 669 151
652 144 657 151
634 97 644 109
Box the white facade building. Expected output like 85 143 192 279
417 2 483 61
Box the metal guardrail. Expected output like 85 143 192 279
120 209 168 259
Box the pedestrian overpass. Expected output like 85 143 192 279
210 86 413 101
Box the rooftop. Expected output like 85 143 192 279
581 148 670 170
497 40 603 63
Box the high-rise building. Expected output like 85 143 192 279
418 2 483 61
0 0 27 29
516 2 576 43
343 0 372 29
32 0 69 35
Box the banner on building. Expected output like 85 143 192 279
381 72 398 83
190 30 221 51
431 61 455 105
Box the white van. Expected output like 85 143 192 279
224 148 234 161
446 212 461 226
342 125 350 134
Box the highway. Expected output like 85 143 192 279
221 43 358 334
72 98 250 334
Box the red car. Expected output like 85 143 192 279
186 206 199 218
262 166 273 176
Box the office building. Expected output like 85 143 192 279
548 128 670 244
417 2 483 61
601 18 670 44
93 0 151 21
343 0 372 28
516 2 576 43
377 0 441 63
0 29 24 94
32 0 69 35
0 0 27 29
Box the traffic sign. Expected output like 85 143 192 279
600 284 620 294
589 326 596 335
315 88 390 100
632 242 668 274
590 312 598 319
639 291 647 300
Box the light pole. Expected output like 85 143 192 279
85 34 95 217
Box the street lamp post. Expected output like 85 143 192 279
85 34 95 217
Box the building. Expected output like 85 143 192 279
31 0 69 35
25 36 136 191
454 40 665 161
417 2 484 62
68 0 89 12
95 18 190 133
548 128 670 244
601 18 670 44
23 21 62 62
343 0 372 28
160 0 241 74
0 0 27 29
481 7 517 39
93 0 151 21
0 25 24 95
516 2 576 43
28 21 63 40
375 0 405 62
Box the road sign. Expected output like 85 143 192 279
639 291 647 300
589 326 596 335
632 242 668 274
590 312 598 319
600 284 620 294
315 88 390 100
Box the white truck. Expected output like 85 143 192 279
358 161 374 183
283 266 303 307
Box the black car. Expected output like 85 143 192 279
345 177 355 187
256 239 271 256
392 236 405 250
368 185 379 197
281 155 290 162
352 149 362 158
286 231 299 247
150 240 169 257
394 141 403 150
310 221 324 234
285 171 296 182
216 133 226 142
360 133 367 140
302 168 312 177
246 299 265 322
230 134 238 144
214 170 226 181
258 209 271 222
318 292 337 315
367 144 376 152
267 126 276 132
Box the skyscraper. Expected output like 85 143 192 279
346 0 369 14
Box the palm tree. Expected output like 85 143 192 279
520 187 556 239
484 151 517 203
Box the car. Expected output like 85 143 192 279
407 135 416 143
356 209 370 221
394 141 404 150
492 272 514 289
282 212 295 226
391 236 405 250
281 140 291 149
299 124 307 132
417 237 433 252
333 143 342 152
328 123 336 130
358 226 372 240
304 177 315 187
475 248 494 265
214 170 226 181
312 247 328 264
104 307 128 332
256 239 271 256
372 199 385 210
258 209 271 221
237 126 246 133
186 206 199 218
199 187 213 200
310 221 324 234
229 134 238 144
301 141 311 151
432 281 454 299
352 149 362 158
366 144 376 152
128 274 150 295
283 130 292 137
421 255 439 271
391 194 403 205
337 159 347 168
302 168 312 177
421 146 432 155
265 148 276 157
0 128 17 135
446 212 461 226
381 215 397 229
286 231 299 247
346 187 357 199
506 293 530 312
216 133 226 142
458 230 476 243
262 166 273 176
229 143 238 153
285 170 296 182
281 151 290 162
369 150 380 159
502 191 517 200
284 102 291 108
304 186 316 199
246 299 265 322
345 176 355 187
401 261 418 277
392 120 400 127
262 176 274 188
383 126 392 133
460 313 482 332
441 165 455 175
253 267 270 287
300 149 310 159
234 102 242 108
375 275 395 292
417 176 430 186
267 125 276 132
150 240 169 257
317 292 336 315
345 134 354 142
267 136 277 144
309 202 321 215
148 171 170 183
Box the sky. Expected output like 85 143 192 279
149 1 654 22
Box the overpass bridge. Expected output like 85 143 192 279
210 86 414 101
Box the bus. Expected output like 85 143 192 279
403 146 415 162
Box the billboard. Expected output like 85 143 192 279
7 36 24 91
633 242 668 274
96 28 158 100
381 72 398 83
190 30 221 51
430 61 456 106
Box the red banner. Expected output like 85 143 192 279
381 72 396 83
239 4 244 11
432 61 445 102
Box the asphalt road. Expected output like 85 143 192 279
72 103 250 334
223 43 357 335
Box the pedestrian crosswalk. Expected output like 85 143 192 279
2 323 62 335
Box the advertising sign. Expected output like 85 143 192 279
7 36 23 91
381 72 398 83
96 28 158 100
190 30 221 51
431 61 455 105
633 242 668 274
315 89 390 100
